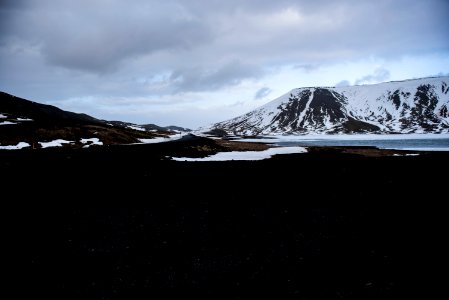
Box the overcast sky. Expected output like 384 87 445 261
1 0 448 128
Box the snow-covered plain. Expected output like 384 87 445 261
0 142 30 150
172 146 307 161
39 139 74 148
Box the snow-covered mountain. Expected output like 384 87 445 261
210 77 449 135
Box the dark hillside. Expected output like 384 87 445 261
0 92 170 146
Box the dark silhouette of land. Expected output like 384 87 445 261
1 138 446 299
0 91 171 146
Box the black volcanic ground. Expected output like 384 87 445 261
2 137 447 299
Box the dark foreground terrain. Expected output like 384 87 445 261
1 137 447 299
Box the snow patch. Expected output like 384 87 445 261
127 125 145 131
80 138 103 148
0 113 7 119
16 118 33 121
296 89 314 126
139 133 186 144
39 139 73 148
0 121 17 125
172 147 307 161
0 142 30 150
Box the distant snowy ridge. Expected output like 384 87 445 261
209 76 449 135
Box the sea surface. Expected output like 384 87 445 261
276 138 449 151
231 134 449 151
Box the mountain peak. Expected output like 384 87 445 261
210 76 449 135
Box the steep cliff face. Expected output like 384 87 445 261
210 77 449 135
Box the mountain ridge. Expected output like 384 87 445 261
0 92 173 147
0 91 102 126
209 76 449 135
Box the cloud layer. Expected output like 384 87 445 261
1 0 448 127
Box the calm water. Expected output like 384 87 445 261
275 138 449 151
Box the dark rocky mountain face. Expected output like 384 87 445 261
209 77 449 135
0 92 170 148
408 84 441 131
0 92 101 126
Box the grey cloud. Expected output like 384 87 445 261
436 72 449 77
2 0 213 73
0 0 25 38
169 61 264 92
335 80 351 87
43 18 211 73
355 68 390 85
0 0 27 11
254 87 272 100
229 101 245 107
293 64 320 73
186 0 303 14
3 0 448 73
